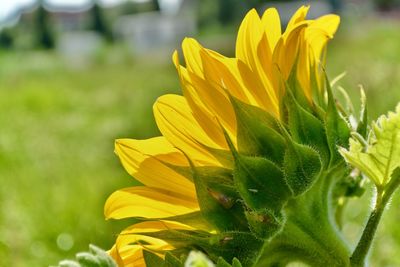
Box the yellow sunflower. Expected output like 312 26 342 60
104 6 340 266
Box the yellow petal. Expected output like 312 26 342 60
179 39 238 136
286 5 310 30
122 220 196 234
306 14 340 61
173 51 229 148
115 137 196 197
304 14 340 92
236 9 279 117
109 243 147 267
261 7 281 51
200 49 250 104
273 21 308 80
182 38 205 79
236 9 264 69
154 94 227 166
110 221 187 267
105 186 199 219
296 36 313 101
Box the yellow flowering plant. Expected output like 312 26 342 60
57 5 400 267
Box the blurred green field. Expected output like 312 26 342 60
0 16 400 267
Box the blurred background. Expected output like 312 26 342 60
0 0 399 266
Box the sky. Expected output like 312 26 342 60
0 0 180 24
0 0 148 22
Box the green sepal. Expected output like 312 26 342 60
143 250 164 267
233 154 292 212
208 231 263 266
216 257 243 267
186 159 248 231
287 56 314 111
133 211 211 233
245 208 285 240
283 137 322 196
159 212 211 231
231 258 243 267
216 257 232 267
164 252 184 267
223 129 292 212
143 230 262 266
163 148 233 180
229 95 286 164
324 75 351 166
284 88 330 166
142 229 211 250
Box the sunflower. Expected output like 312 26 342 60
104 6 340 267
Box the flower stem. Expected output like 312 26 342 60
350 178 400 267
349 192 385 267
255 168 351 266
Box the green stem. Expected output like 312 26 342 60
256 167 351 266
349 193 385 267
350 178 400 267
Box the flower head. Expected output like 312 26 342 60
105 6 342 266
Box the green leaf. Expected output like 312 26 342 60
334 174 365 198
56 245 117 267
185 251 215 267
356 88 368 138
340 104 400 188
76 252 100 267
58 260 81 267
89 245 117 267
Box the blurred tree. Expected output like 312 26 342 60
328 0 343 13
374 0 400 10
121 1 139 15
217 0 265 25
218 0 236 25
35 1 55 49
90 1 113 42
198 0 219 28
151 0 160 11
0 28 14 49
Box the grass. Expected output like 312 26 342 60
328 17 400 267
0 16 399 266
0 49 180 266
